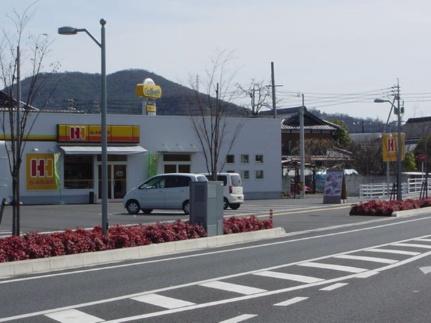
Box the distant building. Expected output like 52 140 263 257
404 116 431 151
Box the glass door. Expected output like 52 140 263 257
97 164 127 199
113 164 127 199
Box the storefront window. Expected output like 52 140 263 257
64 155 93 189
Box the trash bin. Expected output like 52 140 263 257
89 191 95 204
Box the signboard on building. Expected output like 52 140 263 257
26 153 57 190
57 124 140 143
382 133 405 162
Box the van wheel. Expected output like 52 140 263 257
229 203 240 210
223 198 229 210
182 200 190 215
142 209 153 215
126 200 140 214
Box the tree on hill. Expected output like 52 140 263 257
330 119 351 148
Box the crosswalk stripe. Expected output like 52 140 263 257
392 243 431 249
274 296 308 307
45 309 104 323
131 293 195 309
333 254 397 264
365 248 420 256
219 314 258 323
298 262 366 273
253 270 323 283
199 281 266 295
319 282 348 291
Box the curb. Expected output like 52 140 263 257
0 227 286 279
392 207 431 217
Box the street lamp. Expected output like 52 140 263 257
58 19 109 234
374 98 403 201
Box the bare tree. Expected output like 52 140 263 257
237 80 271 116
189 51 243 180
0 7 57 235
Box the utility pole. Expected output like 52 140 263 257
299 93 305 198
270 62 277 118
395 81 403 201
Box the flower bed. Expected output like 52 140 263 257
350 198 431 216
0 216 272 263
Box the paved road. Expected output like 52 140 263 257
1 211 431 322
0 196 370 236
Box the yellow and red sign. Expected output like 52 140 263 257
57 124 140 143
26 153 57 190
382 133 405 162
136 84 162 99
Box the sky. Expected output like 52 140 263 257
2 0 431 121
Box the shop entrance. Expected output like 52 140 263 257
97 163 127 200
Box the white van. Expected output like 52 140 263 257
204 173 244 210
123 173 207 215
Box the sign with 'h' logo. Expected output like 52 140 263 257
26 153 57 190
382 133 405 162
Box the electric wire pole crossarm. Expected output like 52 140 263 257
58 19 109 234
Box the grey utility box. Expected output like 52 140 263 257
189 181 224 236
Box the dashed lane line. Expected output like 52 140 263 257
319 283 348 291
219 314 258 323
273 296 309 307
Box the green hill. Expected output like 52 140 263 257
22 69 248 116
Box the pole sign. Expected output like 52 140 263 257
382 133 405 162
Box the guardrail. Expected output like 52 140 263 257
360 177 431 200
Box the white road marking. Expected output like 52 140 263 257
333 254 397 264
298 262 366 273
273 296 308 307
253 271 323 283
2 232 431 322
44 309 104 323
413 238 431 243
1 215 430 286
199 281 266 295
219 314 258 323
355 271 379 278
365 248 420 256
392 242 431 249
419 266 431 274
131 293 195 309
319 282 348 291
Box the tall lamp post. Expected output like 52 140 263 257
374 97 403 201
58 19 109 234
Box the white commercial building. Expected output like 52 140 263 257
0 112 282 204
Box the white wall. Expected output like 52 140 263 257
0 113 282 202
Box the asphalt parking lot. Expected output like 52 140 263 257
0 195 378 237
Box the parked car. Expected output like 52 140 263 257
123 173 208 215
204 172 244 210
